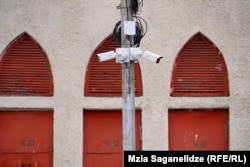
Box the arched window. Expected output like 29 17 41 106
84 35 143 97
0 32 53 96
171 32 229 96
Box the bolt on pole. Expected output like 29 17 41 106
120 0 136 152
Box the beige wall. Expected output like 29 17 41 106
0 0 250 166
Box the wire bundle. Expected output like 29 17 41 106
113 0 147 47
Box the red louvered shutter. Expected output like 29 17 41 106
85 35 142 97
0 33 53 96
171 32 229 96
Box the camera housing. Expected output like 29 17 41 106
96 51 116 62
142 51 163 63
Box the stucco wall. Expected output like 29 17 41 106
0 0 250 166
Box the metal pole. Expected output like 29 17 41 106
120 0 136 152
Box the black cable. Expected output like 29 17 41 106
134 16 148 37
113 21 122 46
131 0 138 15
112 20 145 47
112 0 147 47
131 0 143 15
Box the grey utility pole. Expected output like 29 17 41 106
96 2 162 161
96 2 162 162
120 0 136 151
97 2 162 161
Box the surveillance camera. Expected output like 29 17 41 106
142 51 163 63
96 51 116 62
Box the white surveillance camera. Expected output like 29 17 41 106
142 51 163 63
96 51 116 62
